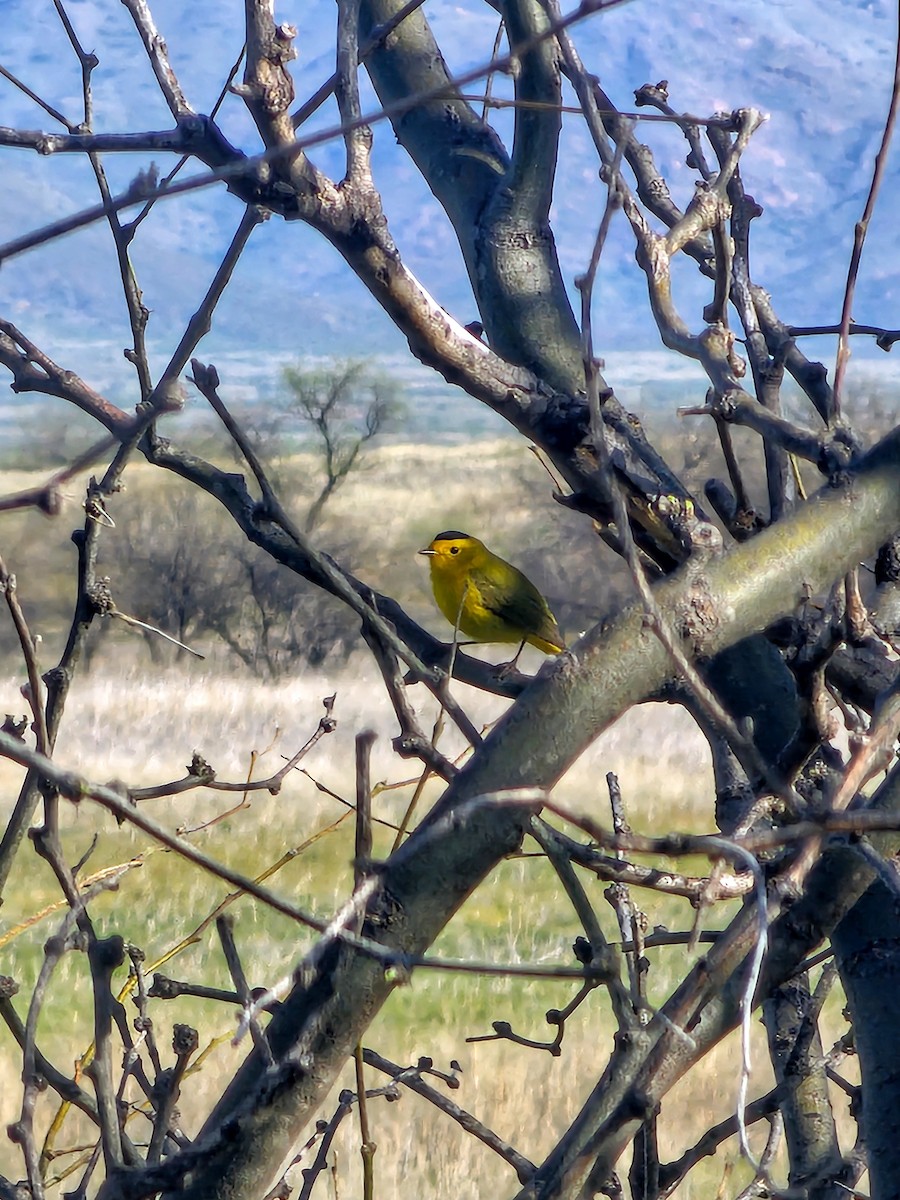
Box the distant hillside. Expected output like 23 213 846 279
2 0 899 366
2 339 898 461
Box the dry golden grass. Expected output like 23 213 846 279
0 442 858 1195
0 658 858 1196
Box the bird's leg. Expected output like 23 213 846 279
443 590 471 676
497 639 527 679
510 638 526 670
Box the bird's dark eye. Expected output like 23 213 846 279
450 545 459 554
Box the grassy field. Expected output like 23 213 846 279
0 662 858 1196
0 441 858 1196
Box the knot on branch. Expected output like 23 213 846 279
392 733 427 760
148 973 184 1000
89 934 126 973
700 325 744 378
674 575 723 653
7 1120 26 1146
732 106 768 136
87 578 115 617
151 1066 179 1104
240 25 297 118
124 164 160 203
573 935 593 965
685 185 727 232
537 390 590 453
654 494 722 560
2 714 27 740
634 79 669 106
623 1087 657 1121
367 886 404 934
0 975 20 1000
178 113 212 143
187 752 215 782
173 1023 199 1059
148 379 186 415
40 485 64 517
275 23 298 47
819 425 860 478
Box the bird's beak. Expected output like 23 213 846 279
418 547 435 556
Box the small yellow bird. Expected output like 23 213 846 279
418 530 565 665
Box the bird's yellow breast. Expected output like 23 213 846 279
430 559 523 645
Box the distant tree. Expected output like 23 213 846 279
2 4 900 1200
105 478 361 674
281 359 401 530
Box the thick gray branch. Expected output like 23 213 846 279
501 0 562 224
358 0 582 393
358 0 508 229
165 427 900 1199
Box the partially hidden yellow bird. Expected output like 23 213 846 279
419 530 565 666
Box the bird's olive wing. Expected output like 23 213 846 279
474 568 550 633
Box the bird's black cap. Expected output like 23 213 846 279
432 530 471 541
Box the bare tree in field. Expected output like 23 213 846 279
3 2 900 1199
281 360 398 531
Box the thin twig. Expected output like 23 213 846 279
217 915 273 1067
832 19 900 419
0 557 49 753
363 1049 536 1182
105 609 205 658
